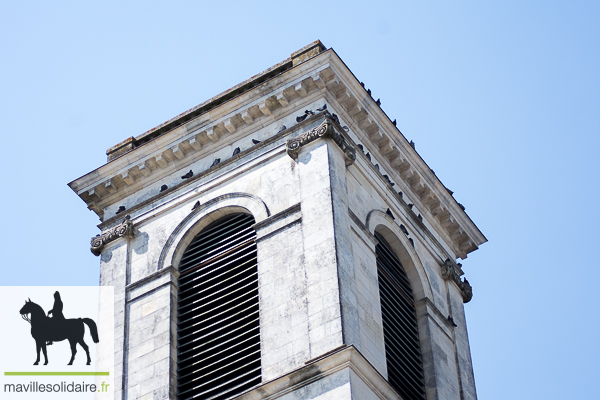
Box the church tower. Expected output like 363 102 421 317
70 41 486 400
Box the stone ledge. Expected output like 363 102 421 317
253 203 302 242
235 345 401 400
125 265 179 302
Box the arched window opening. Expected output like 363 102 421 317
375 231 426 400
177 213 261 400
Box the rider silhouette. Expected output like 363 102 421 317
46 291 65 345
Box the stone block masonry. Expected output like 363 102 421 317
73 40 486 400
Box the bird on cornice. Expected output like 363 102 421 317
316 104 327 112
386 208 395 220
160 184 168 192
278 125 287 133
181 170 193 179
252 139 261 144
211 158 221 167
400 224 409 235
232 147 240 156
116 206 126 215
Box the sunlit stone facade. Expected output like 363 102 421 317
70 40 486 400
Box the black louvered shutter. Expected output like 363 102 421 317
375 232 427 400
177 213 261 400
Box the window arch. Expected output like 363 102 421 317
375 231 426 400
176 212 261 400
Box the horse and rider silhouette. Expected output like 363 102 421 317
19 291 99 366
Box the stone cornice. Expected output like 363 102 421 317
441 258 473 303
95 114 322 231
286 113 356 165
68 52 337 220
105 41 326 162
320 51 486 258
90 215 134 256
69 42 485 260
235 345 402 400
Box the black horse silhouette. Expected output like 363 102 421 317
20 298 99 365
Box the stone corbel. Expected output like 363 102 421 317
441 258 473 303
90 215 135 256
286 115 356 166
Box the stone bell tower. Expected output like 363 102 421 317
70 40 486 400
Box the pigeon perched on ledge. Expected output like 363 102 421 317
296 110 315 123
386 208 395 220
400 224 409 235
211 158 221 167
316 104 327 112
447 316 458 327
160 184 168 192
252 139 261 144
181 170 193 179
116 206 126 215
232 147 240 156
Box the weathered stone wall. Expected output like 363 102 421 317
85 44 483 400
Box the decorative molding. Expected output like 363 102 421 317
441 258 473 303
286 114 356 166
236 345 401 400
90 215 134 256
253 203 302 243
70 64 336 217
70 50 484 258
157 192 270 271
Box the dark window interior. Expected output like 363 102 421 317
375 231 427 400
177 213 261 400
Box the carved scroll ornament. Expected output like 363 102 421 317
90 215 134 256
441 258 473 303
286 115 356 166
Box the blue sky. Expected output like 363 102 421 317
1 2 598 399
